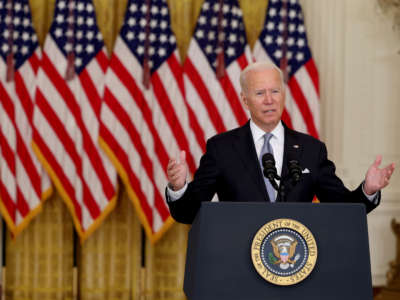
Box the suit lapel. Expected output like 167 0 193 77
231 122 305 202
232 122 269 201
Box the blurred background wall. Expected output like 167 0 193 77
300 0 400 286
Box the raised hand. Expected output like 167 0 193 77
167 151 187 191
364 155 395 195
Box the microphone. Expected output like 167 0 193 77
288 159 302 185
261 153 280 191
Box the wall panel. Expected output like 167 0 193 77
300 0 400 286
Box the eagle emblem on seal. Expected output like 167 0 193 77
270 234 300 270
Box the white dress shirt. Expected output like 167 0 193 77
250 120 284 199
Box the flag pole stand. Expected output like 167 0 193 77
1 267 5 300
1 219 6 300
72 230 78 300
140 227 146 300
72 266 78 300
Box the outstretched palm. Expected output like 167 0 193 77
364 155 395 195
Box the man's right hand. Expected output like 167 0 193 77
167 150 187 191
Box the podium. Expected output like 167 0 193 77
183 202 373 300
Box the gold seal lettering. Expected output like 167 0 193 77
251 218 318 286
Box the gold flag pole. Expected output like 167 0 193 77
1 218 6 300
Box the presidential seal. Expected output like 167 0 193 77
251 218 317 286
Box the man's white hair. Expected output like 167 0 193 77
239 61 284 93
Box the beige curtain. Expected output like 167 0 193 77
4 0 269 299
5 194 74 300
78 190 142 300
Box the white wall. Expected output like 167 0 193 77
300 0 400 286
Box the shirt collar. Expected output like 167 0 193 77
249 120 284 144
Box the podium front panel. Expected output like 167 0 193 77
183 202 372 300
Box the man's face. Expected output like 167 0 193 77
241 68 285 132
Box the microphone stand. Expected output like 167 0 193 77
262 155 302 202
266 175 287 202
277 180 286 202
275 170 302 202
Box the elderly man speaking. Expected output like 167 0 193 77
165 61 395 224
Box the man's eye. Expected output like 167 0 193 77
272 89 280 94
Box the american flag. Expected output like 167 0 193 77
0 0 51 236
183 0 252 149
32 0 117 242
253 0 320 138
99 0 196 243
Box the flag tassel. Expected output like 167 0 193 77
216 51 225 79
6 53 14 82
142 58 151 89
65 52 75 80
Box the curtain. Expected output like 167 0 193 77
78 190 142 300
5 194 74 300
4 0 269 299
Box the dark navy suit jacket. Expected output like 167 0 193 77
167 121 379 224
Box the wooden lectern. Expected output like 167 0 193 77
183 202 373 300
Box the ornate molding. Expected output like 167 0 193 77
378 0 400 37
376 219 400 299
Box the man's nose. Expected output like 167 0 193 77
264 91 273 104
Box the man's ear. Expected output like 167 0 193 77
241 92 248 107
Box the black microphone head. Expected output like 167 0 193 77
288 159 302 184
262 153 279 184
262 153 275 168
261 153 280 193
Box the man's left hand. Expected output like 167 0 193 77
364 155 395 195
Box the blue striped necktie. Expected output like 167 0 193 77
259 133 276 202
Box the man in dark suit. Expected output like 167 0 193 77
166 62 395 224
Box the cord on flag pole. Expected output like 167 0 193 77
279 0 289 83
6 0 15 82
142 0 152 89
65 0 76 80
216 0 225 79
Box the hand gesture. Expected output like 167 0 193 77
167 151 187 191
364 155 395 195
